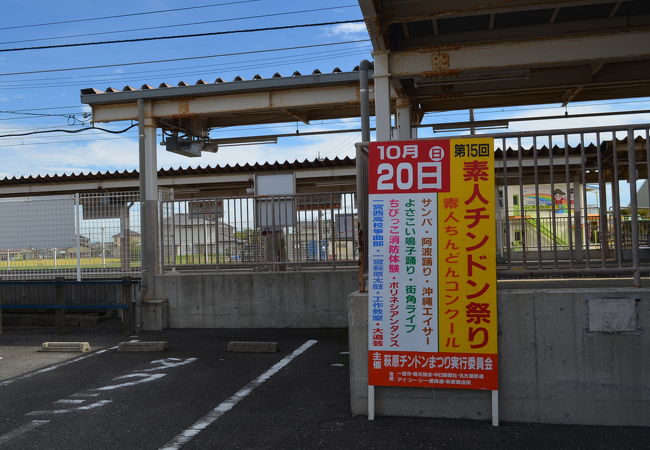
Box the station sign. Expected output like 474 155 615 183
368 138 497 390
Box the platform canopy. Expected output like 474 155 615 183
359 0 650 113
81 68 380 137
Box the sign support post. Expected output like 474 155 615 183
368 385 375 420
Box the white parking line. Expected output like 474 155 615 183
159 339 317 450
0 346 118 388
54 399 85 405
26 400 112 416
93 373 167 391
0 420 50 446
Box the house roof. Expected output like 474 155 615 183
111 230 141 238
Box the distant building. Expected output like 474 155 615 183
162 214 238 260
111 230 141 259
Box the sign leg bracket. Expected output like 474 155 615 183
491 389 499 426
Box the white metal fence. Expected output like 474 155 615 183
160 192 358 270
0 192 141 280
355 123 650 284
493 124 650 284
4 123 649 282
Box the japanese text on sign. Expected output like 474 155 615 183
368 138 497 391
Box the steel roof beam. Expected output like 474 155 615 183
393 14 650 48
375 0 637 23
89 84 369 123
80 72 366 105
388 29 650 77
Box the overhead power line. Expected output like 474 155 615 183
0 20 365 53
0 40 370 76
0 5 358 45
0 45 372 86
0 109 87 118
0 124 137 138
0 47 372 90
0 1 260 31
0 136 135 149
0 105 86 112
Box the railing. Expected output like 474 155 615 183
0 192 141 280
160 192 358 271
493 124 650 284
356 123 650 284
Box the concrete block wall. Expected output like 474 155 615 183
154 270 357 328
349 285 650 426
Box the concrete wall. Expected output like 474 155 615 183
0 281 132 306
349 283 650 426
155 269 357 328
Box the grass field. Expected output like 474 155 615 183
0 257 141 271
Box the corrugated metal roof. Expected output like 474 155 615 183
80 66 363 102
0 136 640 187
0 156 355 186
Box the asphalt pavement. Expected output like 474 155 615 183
0 327 649 450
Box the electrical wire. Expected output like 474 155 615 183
0 5 359 45
0 1 260 31
0 40 370 76
0 116 372 135
0 110 88 119
0 115 89 122
0 47 372 90
0 136 135 149
0 124 137 138
0 45 372 85
0 20 365 53
0 105 85 112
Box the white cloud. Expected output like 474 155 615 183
325 22 368 38
0 129 362 179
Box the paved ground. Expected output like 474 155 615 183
1 327 649 449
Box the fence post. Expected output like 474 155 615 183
627 128 641 286
330 193 336 269
55 276 65 333
75 193 82 282
215 199 221 271
159 201 165 274
121 276 132 331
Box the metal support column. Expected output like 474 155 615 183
373 51 392 141
357 60 372 291
138 99 159 308
395 97 412 140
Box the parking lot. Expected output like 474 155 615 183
1 327 649 449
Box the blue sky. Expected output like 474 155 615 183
0 0 648 179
